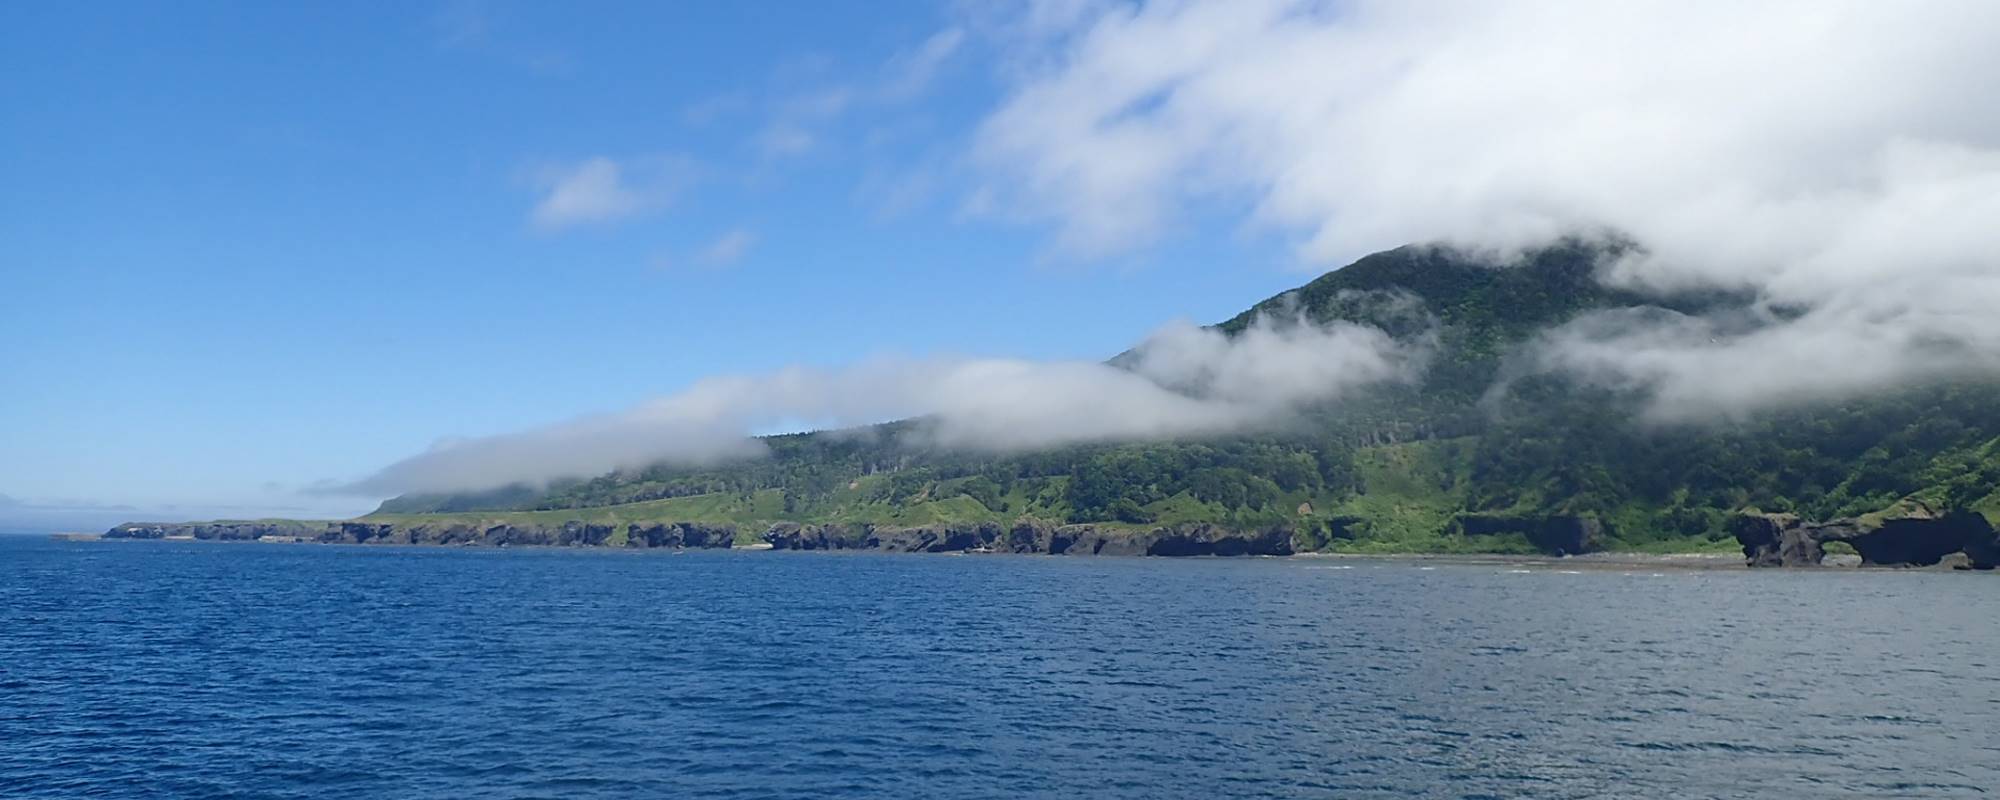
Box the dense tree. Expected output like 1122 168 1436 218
376 242 2000 547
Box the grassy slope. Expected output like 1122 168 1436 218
352 438 1752 553
332 243 2000 555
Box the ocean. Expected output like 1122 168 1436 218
2 536 1994 798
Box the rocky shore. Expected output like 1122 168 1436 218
101 518 1299 557
760 520 1296 556
1732 501 1998 570
103 520 738 549
99 504 1998 570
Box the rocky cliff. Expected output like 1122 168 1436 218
117 505 1998 567
101 518 1303 557
103 520 738 548
1733 503 1998 569
760 520 1299 556
1451 514 1603 556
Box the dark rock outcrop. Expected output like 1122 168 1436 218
1140 523 1295 556
104 520 736 549
1038 523 1292 556
626 522 735 548
1004 519 1059 552
1452 514 1603 556
1811 503 1996 568
1324 515 1368 541
1966 523 2000 571
761 522 870 551
1734 503 1998 569
869 523 1006 553
106 521 322 541
1731 513 1818 567
760 519 1297 557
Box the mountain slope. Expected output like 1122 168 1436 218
97 241 1936 560
346 241 2000 557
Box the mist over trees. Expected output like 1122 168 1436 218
376 242 2000 548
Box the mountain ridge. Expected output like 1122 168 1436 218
117 241 2000 564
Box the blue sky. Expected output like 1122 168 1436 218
0 1 1303 524
13 1 1992 530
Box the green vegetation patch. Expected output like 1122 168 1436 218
355 243 2000 556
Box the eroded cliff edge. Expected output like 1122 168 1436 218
92 512 1613 558
760 520 1296 556
104 520 738 548
100 518 1301 556
1732 502 1999 569
103 504 1999 567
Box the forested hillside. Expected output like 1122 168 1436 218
367 242 2000 553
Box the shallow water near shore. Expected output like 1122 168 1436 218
3 536 1995 799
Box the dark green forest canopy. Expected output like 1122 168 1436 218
374 242 2000 549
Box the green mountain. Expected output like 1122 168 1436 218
353 241 2000 556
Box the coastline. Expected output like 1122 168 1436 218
83 518 1999 571
53 529 1734 565
1293 550 1751 570
67 532 2000 572
59 530 1748 566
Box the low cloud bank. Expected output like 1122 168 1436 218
972 0 2000 418
1523 282 2000 422
353 1 2000 494
337 314 1428 495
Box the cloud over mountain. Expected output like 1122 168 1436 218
971 0 2000 416
350 1 2000 496
337 313 1428 495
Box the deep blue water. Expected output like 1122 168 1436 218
2 536 1996 799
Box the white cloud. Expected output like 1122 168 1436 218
855 161 942 220
750 88 855 159
433 0 572 75
970 0 2000 415
1524 271 2000 422
881 27 966 101
698 228 757 267
788 87 854 119
338 312 1427 494
741 27 969 165
529 157 647 231
756 123 817 158
648 227 758 272
371 0 2000 496
527 155 697 232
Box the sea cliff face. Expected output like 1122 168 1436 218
1450 514 1603 556
104 521 738 549
109 507 1999 567
102 519 1302 557
1733 503 1999 569
760 520 1298 556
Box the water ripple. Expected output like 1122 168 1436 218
2 538 1996 799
